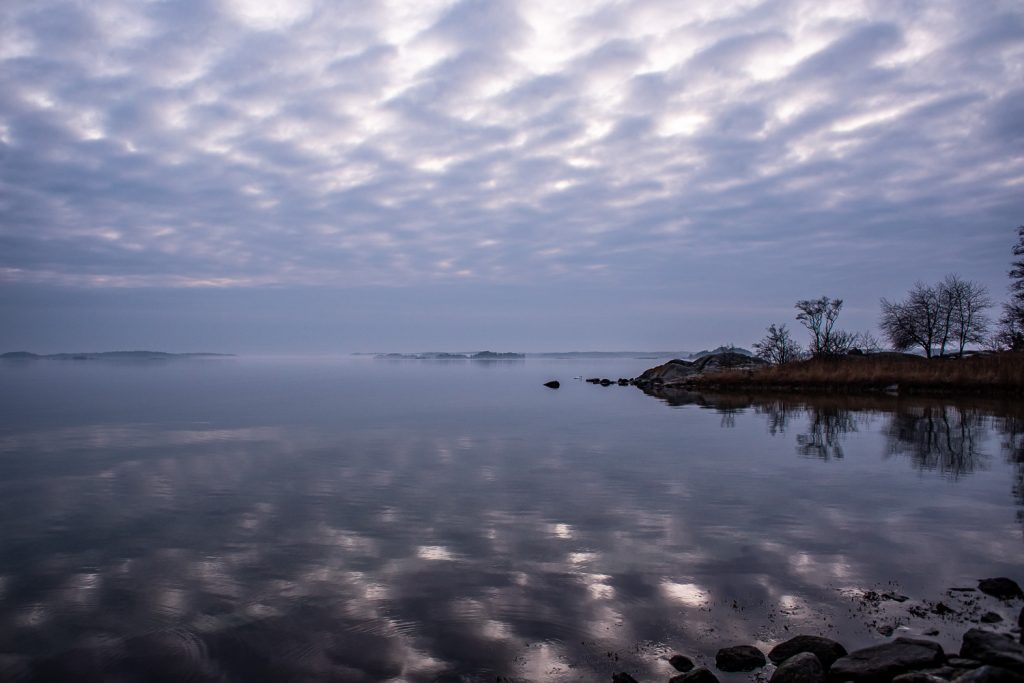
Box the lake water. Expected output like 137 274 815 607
0 356 1021 682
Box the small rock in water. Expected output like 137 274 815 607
768 635 848 669
770 652 825 683
600 378 612 386
669 654 695 672
671 666 720 683
543 380 560 389
878 625 896 637
981 612 1004 624
716 645 766 672
612 672 639 683
978 579 1024 601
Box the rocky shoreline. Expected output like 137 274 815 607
610 578 1024 683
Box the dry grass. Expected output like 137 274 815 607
690 351 1024 395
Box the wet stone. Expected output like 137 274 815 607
980 613 1003 624
829 637 946 682
670 654 695 672
717 645 766 672
769 636 849 670
671 666 721 683
770 652 826 683
612 672 639 683
978 579 1024 601
960 629 1024 672
952 665 1024 683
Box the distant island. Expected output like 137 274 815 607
374 351 525 360
1 351 234 360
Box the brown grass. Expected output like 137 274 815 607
689 351 1024 395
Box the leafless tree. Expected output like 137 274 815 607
795 297 844 356
942 274 991 356
753 323 803 365
881 277 991 357
880 282 944 357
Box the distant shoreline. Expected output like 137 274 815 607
0 351 234 360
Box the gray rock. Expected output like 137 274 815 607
543 380 560 389
600 378 612 386
672 666 721 683
670 654 695 672
829 637 945 682
892 674 950 683
771 652 826 683
949 659 984 670
981 613 1003 624
612 672 639 683
768 635 849 669
960 630 1024 672
978 579 1024 601
717 645 766 672
953 665 1024 683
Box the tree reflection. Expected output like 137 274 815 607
993 413 1024 524
883 405 988 477
796 406 858 460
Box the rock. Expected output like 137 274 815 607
771 652 826 683
981 613 1003 624
769 635 849 669
1018 607 1023 642
829 637 945 682
612 672 639 683
892 674 950 683
878 626 896 637
586 378 601 383
670 654 695 672
691 352 768 374
978 579 1024 601
543 380 560 389
617 378 630 386
949 659 984 670
960 629 1024 671
671 666 721 683
717 645 766 672
953 665 1024 683
634 359 697 385
600 379 612 386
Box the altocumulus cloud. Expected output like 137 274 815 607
0 0 1022 295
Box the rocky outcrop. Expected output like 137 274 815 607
632 353 768 388
671 666 721 683
979 579 1024 601
960 630 1024 670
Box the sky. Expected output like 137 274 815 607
1 0 1023 353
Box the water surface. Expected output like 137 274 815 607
0 356 1021 681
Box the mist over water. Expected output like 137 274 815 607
0 357 1021 681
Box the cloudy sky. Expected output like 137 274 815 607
1 0 1022 353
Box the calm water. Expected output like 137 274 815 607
0 356 1022 682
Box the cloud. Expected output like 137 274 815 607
0 0 1021 307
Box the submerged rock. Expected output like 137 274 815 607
981 613 1003 624
769 635 848 669
960 629 1024 671
829 637 945 682
716 645 766 672
671 666 720 683
771 652 825 683
670 654 695 672
978 579 1024 601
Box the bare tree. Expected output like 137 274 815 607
881 277 991 356
879 282 944 357
753 323 803 365
795 297 844 356
942 274 991 356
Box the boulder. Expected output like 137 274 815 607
769 635 849 669
829 638 945 682
981 613 1003 624
600 379 612 386
612 672 639 683
770 652 826 683
960 630 1024 672
953 665 1024 683
671 666 721 683
543 380 560 389
717 645 766 671
978 579 1023 601
892 674 949 683
670 654 695 672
